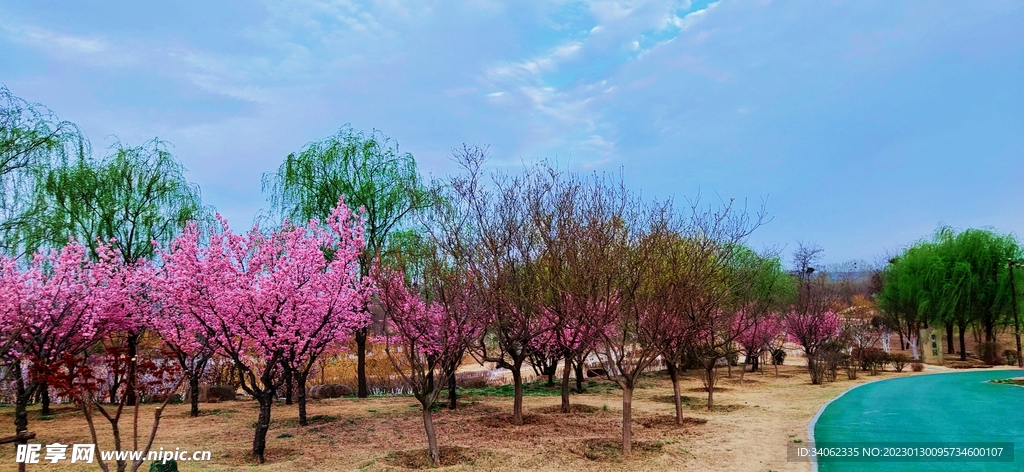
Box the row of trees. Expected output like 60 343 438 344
6 85 1020 468
368 146 872 461
0 85 872 467
877 227 1022 362
0 87 420 468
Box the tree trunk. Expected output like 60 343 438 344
126 333 139 407
284 370 294 406
252 396 273 463
355 328 369 398
447 371 458 410
511 366 524 425
13 363 33 464
959 324 967 361
189 374 201 418
104 412 126 472
297 371 309 426
40 382 51 416
560 360 572 413
422 406 440 465
704 363 716 410
621 386 633 456
573 358 585 393
946 323 955 355
751 353 759 373
667 362 683 424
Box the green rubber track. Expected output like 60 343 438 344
812 370 1024 472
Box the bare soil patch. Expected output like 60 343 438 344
651 394 699 404
533 404 599 414
480 412 543 428
176 407 241 418
685 387 732 393
571 438 664 461
688 403 746 412
384 446 475 469
638 415 708 428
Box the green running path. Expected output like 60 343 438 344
812 370 1024 472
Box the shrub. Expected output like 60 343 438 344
308 384 353 399
770 348 787 366
207 385 237 402
455 371 491 389
856 348 888 375
149 459 178 472
1003 349 1018 366
890 353 909 373
845 358 859 380
976 342 1002 366
726 350 740 367
910 362 924 372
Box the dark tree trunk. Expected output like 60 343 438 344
621 386 634 456
704 362 717 410
126 333 139 407
447 368 458 410
750 353 759 373
189 374 201 418
355 328 368 398
422 405 439 465
560 360 572 413
573 358 585 393
959 324 967 361
109 378 120 404
297 371 309 426
946 323 955 355
252 395 273 463
511 361 524 425
544 362 557 387
284 369 294 406
13 363 34 453
667 361 683 424
40 382 51 416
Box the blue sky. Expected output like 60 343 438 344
2 0 1022 266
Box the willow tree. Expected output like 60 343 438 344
933 227 1019 359
727 247 796 373
880 227 1021 361
19 139 204 406
877 242 937 358
0 85 86 254
263 125 429 398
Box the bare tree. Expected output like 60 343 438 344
442 146 549 426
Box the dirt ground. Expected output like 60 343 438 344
0 361 938 472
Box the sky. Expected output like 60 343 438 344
2 0 1023 267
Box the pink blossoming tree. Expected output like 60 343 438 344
783 309 842 384
0 241 108 461
733 311 783 379
156 199 368 463
138 259 215 418
374 265 484 465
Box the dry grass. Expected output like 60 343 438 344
0 364 919 471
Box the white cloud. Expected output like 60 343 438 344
2 24 135 66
